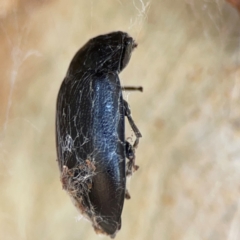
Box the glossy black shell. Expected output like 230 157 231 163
56 31 136 237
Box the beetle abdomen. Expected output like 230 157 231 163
56 71 126 236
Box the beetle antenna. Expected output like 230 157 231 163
122 86 143 92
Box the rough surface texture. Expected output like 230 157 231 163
1 0 240 240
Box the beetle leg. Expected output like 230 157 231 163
125 189 131 200
123 99 142 138
125 141 139 177
123 100 142 149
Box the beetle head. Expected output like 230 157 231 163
68 31 136 75
120 33 137 72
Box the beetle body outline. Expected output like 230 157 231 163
56 31 142 238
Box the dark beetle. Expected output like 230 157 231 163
56 31 142 238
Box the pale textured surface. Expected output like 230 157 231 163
1 1 240 240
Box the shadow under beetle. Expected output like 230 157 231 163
56 31 142 238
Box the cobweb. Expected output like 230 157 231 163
0 8 41 136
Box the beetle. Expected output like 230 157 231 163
56 31 142 238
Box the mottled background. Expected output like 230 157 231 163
1 0 240 240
